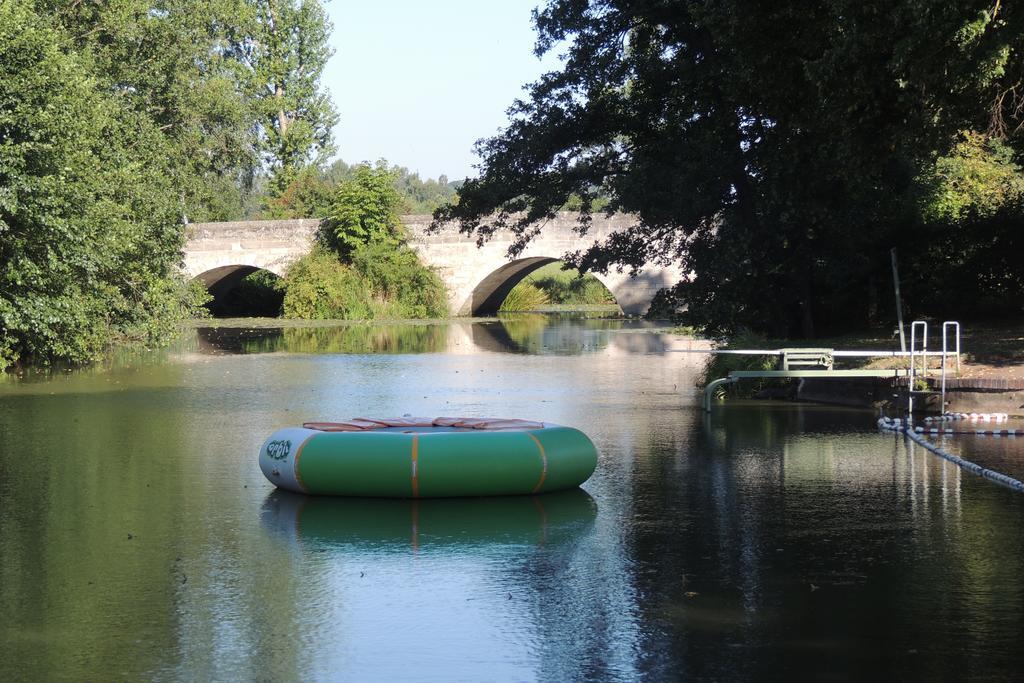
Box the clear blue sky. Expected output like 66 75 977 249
324 1 557 181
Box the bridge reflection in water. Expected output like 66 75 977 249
184 315 681 358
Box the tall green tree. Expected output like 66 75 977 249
50 0 340 217
50 0 261 222
437 1 1024 335
234 0 339 192
0 2 197 368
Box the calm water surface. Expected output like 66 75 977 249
1 317 1022 681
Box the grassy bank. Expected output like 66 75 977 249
501 263 617 312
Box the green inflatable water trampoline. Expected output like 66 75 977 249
258 416 598 497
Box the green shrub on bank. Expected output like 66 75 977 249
279 161 449 321
281 245 447 320
531 273 614 305
282 248 370 319
322 163 406 259
351 242 448 318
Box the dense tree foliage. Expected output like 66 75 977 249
0 2 208 369
239 0 338 192
261 166 336 219
51 0 257 221
263 159 459 219
281 163 448 320
393 168 460 214
1 0 336 368
323 163 407 258
54 0 338 214
437 0 1024 336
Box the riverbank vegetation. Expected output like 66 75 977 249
280 164 448 320
0 1 451 369
438 1 1024 339
0 3 208 370
0 0 341 369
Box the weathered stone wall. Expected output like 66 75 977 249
184 218 319 280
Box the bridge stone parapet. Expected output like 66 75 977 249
183 213 683 316
185 218 318 277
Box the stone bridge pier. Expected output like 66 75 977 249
183 213 683 316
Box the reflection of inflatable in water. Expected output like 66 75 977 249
260 488 598 549
259 417 598 497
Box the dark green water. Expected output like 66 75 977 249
1 318 1022 681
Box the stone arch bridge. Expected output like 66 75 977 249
183 213 683 315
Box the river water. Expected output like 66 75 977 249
1 317 1022 681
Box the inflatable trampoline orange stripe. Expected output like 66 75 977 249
410 434 420 498
527 432 548 494
292 438 311 493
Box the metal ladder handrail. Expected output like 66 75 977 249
696 322 965 415
908 321 928 416
940 321 961 414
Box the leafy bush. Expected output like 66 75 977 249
116 276 212 342
531 275 614 305
350 242 448 319
281 245 447 320
322 162 406 258
281 248 371 319
279 159 449 321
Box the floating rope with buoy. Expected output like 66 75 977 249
877 416 1024 493
922 412 1009 423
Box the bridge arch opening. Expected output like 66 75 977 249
193 265 284 317
467 258 620 316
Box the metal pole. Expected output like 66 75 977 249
913 321 921 417
941 325 948 415
908 321 928 417
941 321 961 414
891 248 906 353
